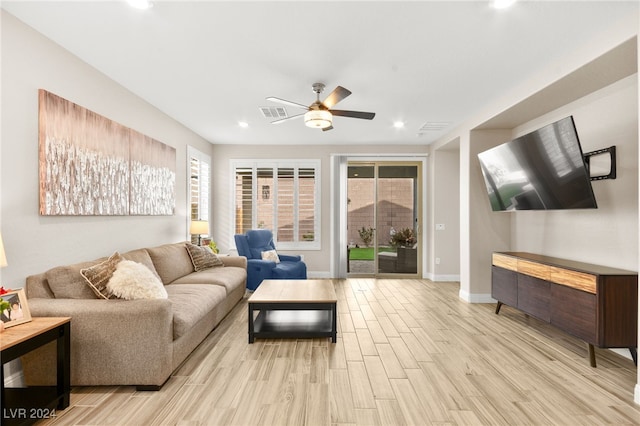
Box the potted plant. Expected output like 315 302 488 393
358 226 375 247
390 227 416 248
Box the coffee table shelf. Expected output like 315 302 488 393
253 308 334 340
248 280 337 343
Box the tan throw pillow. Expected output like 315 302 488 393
186 243 224 272
261 249 280 264
80 252 123 299
106 260 168 300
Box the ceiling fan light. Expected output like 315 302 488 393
304 110 332 129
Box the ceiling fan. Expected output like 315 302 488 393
266 83 375 131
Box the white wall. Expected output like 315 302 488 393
210 144 429 276
511 75 638 270
0 11 214 287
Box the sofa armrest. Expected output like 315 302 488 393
22 298 174 387
220 255 247 269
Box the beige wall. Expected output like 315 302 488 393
0 11 214 287
512 75 638 270
462 129 512 301
430 148 461 280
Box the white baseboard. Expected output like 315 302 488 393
308 271 332 279
427 273 460 282
458 289 496 304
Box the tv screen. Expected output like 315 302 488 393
477 116 597 211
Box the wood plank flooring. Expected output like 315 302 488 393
35 279 640 425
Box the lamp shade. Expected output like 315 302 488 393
0 232 7 268
190 220 209 235
304 110 332 129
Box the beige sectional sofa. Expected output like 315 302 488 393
21 242 247 390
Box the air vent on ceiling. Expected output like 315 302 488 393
259 106 288 119
418 121 451 132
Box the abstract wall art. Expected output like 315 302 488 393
38 90 176 216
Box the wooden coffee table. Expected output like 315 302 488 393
248 279 337 343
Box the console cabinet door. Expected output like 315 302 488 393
492 266 517 307
517 274 550 322
550 283 596 343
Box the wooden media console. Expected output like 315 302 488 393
492 251 638 367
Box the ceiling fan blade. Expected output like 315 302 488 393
330 110 376 120
270 113 305 125
322 86 351 108
266 97 310 110
322 125 334 132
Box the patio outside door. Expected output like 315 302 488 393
347 162 420 277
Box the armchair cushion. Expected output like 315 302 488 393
261 249 280 263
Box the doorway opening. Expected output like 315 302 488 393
347 162 421 277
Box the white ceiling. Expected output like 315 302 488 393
2 1 637 146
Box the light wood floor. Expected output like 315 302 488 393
37 279 640 425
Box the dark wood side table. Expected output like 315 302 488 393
1 317 71 426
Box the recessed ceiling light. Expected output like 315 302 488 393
492 0 516 9
127 0 153 10
238 121 249 128
393 121 405 129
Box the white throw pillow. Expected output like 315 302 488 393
107 260 168 300
261 249 280 264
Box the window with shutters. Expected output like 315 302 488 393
188 147 210 244
232 160 320 250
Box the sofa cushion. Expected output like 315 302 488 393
146 243 194 284
170 267 247 295
121 248 161 280
107 260 168 300
165 284 226 339
185 243 223 271
46 259 106 299
80 252 123 299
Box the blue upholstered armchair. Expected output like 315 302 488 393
234 229 307 291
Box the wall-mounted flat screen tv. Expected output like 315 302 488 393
477 116 597 211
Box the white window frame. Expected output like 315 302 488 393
187 146 211 241
230 159 321 250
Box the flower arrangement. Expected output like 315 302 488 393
0 287 10 331
208 240 219 254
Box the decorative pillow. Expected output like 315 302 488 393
185 243 224 272
80 252 123 299
106 260 168 300
261 249 280 264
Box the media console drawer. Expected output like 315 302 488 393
491 251 637 367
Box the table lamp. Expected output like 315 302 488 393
189 220 209 246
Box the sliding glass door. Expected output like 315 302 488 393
347 162 421 277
